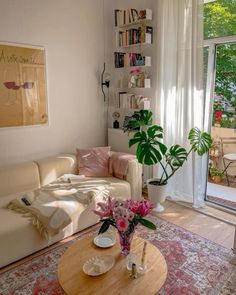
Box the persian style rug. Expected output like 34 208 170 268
0 215 235 295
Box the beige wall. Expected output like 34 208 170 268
0 0 106 167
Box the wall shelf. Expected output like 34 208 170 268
114 18 152 29
110 8 153 127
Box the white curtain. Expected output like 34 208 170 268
155 0 206 207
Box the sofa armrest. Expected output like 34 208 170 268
126 158 143 201
109 151 142 200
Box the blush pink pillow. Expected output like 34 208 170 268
76 147 111 177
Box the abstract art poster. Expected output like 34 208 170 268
0 42 48 127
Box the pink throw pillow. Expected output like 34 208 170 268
76 147 111 177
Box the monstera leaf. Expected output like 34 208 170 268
188 127 212 156
123 110 152 132
166 145 188 169
129 125 167 165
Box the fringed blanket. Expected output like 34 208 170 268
109 152 136 179
7 179 110 239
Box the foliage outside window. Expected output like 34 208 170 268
204 0 236 39
204 0 236 129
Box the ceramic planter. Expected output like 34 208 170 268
211 175 222 183
147 178 168 212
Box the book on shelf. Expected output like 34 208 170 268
114 9 152 26
114 92 150 109
114 26 153 48
114 52 151 68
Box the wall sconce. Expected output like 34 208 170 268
101 63 110 101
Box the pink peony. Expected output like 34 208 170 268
116 217 129 231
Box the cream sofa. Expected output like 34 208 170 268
0 153 142 268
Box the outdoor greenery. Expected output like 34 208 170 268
124 110 212 185
209 165 224 178
204 0 236 129
204 0 236 39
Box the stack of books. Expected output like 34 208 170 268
114 26 153 48
114 9 152 26
114 53 151 68
113 92 150 109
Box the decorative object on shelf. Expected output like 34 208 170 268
112 111 120 128
129 67 143 88
0 42 48 128
113 120 119 129
137 97 150 110
124 110 212 211
93 196 156 256
101 63 111 102
128 67 150 89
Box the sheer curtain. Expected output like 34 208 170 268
155 0 206 207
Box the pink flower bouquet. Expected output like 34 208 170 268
94 197 156 255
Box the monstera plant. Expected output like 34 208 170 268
124 110 212 211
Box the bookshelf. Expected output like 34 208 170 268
109 8 153 129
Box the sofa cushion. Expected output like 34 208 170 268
0 162 40 198
77 147 111 177
36 154 77 186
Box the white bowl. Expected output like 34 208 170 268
83 255 115 276
93 233 116 248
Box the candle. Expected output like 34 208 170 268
130 263 137 279
141 241 147 266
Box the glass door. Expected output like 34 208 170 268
206 42 236 210
204 0 236 210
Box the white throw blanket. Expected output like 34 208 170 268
7 178 110 239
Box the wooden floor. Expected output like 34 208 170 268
1 200 235 273
155 200 235 250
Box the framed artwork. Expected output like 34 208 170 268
0 42 48 127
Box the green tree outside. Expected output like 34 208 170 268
204 0 236 128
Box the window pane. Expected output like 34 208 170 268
204 0 236 39
212 42 236 129
203 46 209 92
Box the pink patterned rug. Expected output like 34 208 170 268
0 215 235 295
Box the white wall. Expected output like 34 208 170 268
0 0 106 167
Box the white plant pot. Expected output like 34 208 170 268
147 178 168 212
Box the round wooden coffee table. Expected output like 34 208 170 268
57 234 167 295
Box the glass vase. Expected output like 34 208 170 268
118 230 134 256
